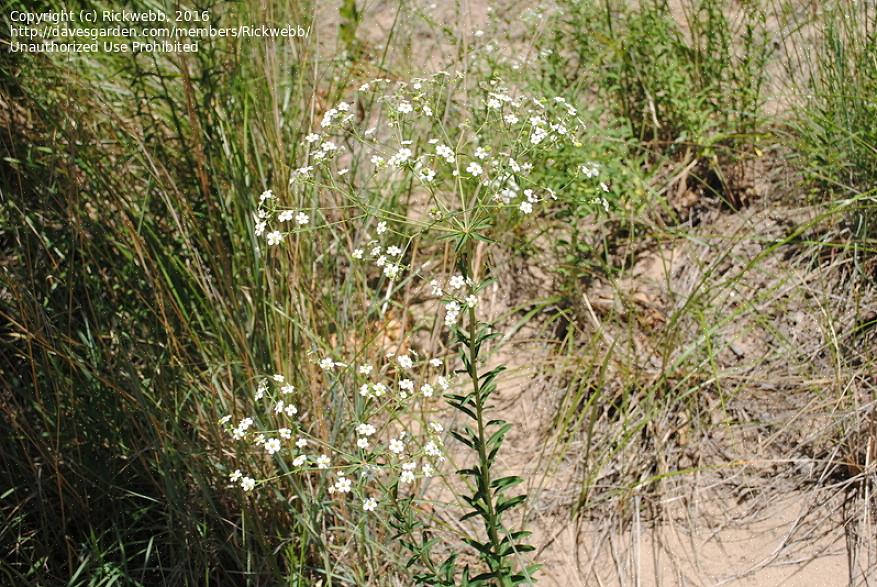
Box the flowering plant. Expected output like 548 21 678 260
219 72 602 584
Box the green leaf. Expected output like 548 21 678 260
487 423 512 448
496 494 527 514
491 475 523 491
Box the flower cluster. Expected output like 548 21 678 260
429 273 480 327
351 221 407 280
253 189 312 246
220 351 449 514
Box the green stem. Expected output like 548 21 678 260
465 281 505 580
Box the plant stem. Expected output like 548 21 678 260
465 285 504 580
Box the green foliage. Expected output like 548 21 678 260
535 0 772 215
412 278 537 586
790 2 877 198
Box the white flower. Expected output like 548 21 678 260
530 126 548 145
279 428 292 439
422 104 433 117
281 384 295 395
278 210 294 222
334 476 352 493
296 437 308 448
371 155 385 167
418 167 436 182
305 133 320 144
219 415 232 425
376 255 387 267
397 355 413 369
421 463 434 477
338 167 349 176
370 245 382 257
264 438 281 455
321 108 337 128
465 295 478 308
357 437 369 449
519 201 533 214
579 162 599 178
356 423 376 437
435 144 455 163
352 248 364 260
241 477 256 492
449 275 465 290
254 221 266 236
466 161 483 177
316 454 331 469
293 454 307 467
400 469 416 484
389 438 405 454
358 365 373 376
429 358 442 368
294 165 313 178
229 469 242 483
383 264 401 279
430 280 443 296
320 357 336 370
320 140 338 152
487 97 501 109
274 400 285 414
504 113 519 125
421 384 434 397
259 189 274 203
373 383 387 397
400 379 414 392
336 101 350 112
296 212 310 225
429 421 444 433
437 376 449 390
376 221 388 235
284 404 298 417
266 231 283 246
424 441 441 456
363 497 378 511
387 245 403 257
397 101 413 114
358 83 370 92
474 147 489 160
253 433 265 445
389 147 413 167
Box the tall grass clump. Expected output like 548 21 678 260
783 1 877 241
0 0 333 583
